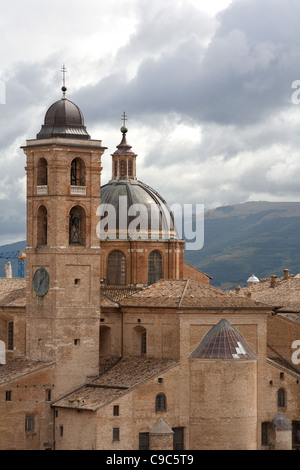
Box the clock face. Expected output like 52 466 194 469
33 267 49 297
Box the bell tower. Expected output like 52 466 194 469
22 78 106 397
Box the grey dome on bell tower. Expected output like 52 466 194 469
36 85 90 140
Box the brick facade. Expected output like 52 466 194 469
0 92 299 451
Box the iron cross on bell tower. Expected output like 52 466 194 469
61 64 67 98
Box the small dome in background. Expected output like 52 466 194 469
247 274 260 284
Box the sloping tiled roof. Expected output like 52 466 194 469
120 279 269 309
0 278 26 308
100 294 119 308
237 274 300 313
100 286 143 303
52 357 178 411
189 318 257 360
0 356 55 384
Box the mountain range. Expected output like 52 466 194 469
1 201 300 289
184 201 300 289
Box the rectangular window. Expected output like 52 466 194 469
7 322 13 350
139 432 149 450
5 390 12 402
113 427 120 441
25 415 35 433
261 422 270 446
60 426 64 437
173 427 184 450
292 421 300 447
45 389 51 402
113 405 119 417
141 332 147 355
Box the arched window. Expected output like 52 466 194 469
107 250 126 285
277 388 286 408
133 325 147 355
71 157 85 186
128 160 132 176
155 394 166 412
37 158 47 186
69 206 86 245
37 205 47 246
120 160 126 177
148 250 163 285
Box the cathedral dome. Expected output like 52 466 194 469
100 120 179 241
36 88 90 140
100 179 178 240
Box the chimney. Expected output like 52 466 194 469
270 275 278 288
283 269 289 280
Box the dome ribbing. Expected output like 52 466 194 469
189 318 257 360
36 89 90 140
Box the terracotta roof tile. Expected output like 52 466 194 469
237 275 300 313
120 279 269 309
100 286 143 303
0 356 54 384
100 294 119 308
53 357 178 411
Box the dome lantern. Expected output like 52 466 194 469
101 118 179 241
111 113 137 180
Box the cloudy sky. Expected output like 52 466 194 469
1 0 300 245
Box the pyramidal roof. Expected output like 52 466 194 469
189 318 257 360
149 418 174 435
271 412 292 430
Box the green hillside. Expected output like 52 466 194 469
184 201 300 289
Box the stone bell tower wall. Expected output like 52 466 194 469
23 138 106 398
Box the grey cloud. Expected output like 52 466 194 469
76 0 300 130
114 0 214 64
2 0 300 246
217 0 300 45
